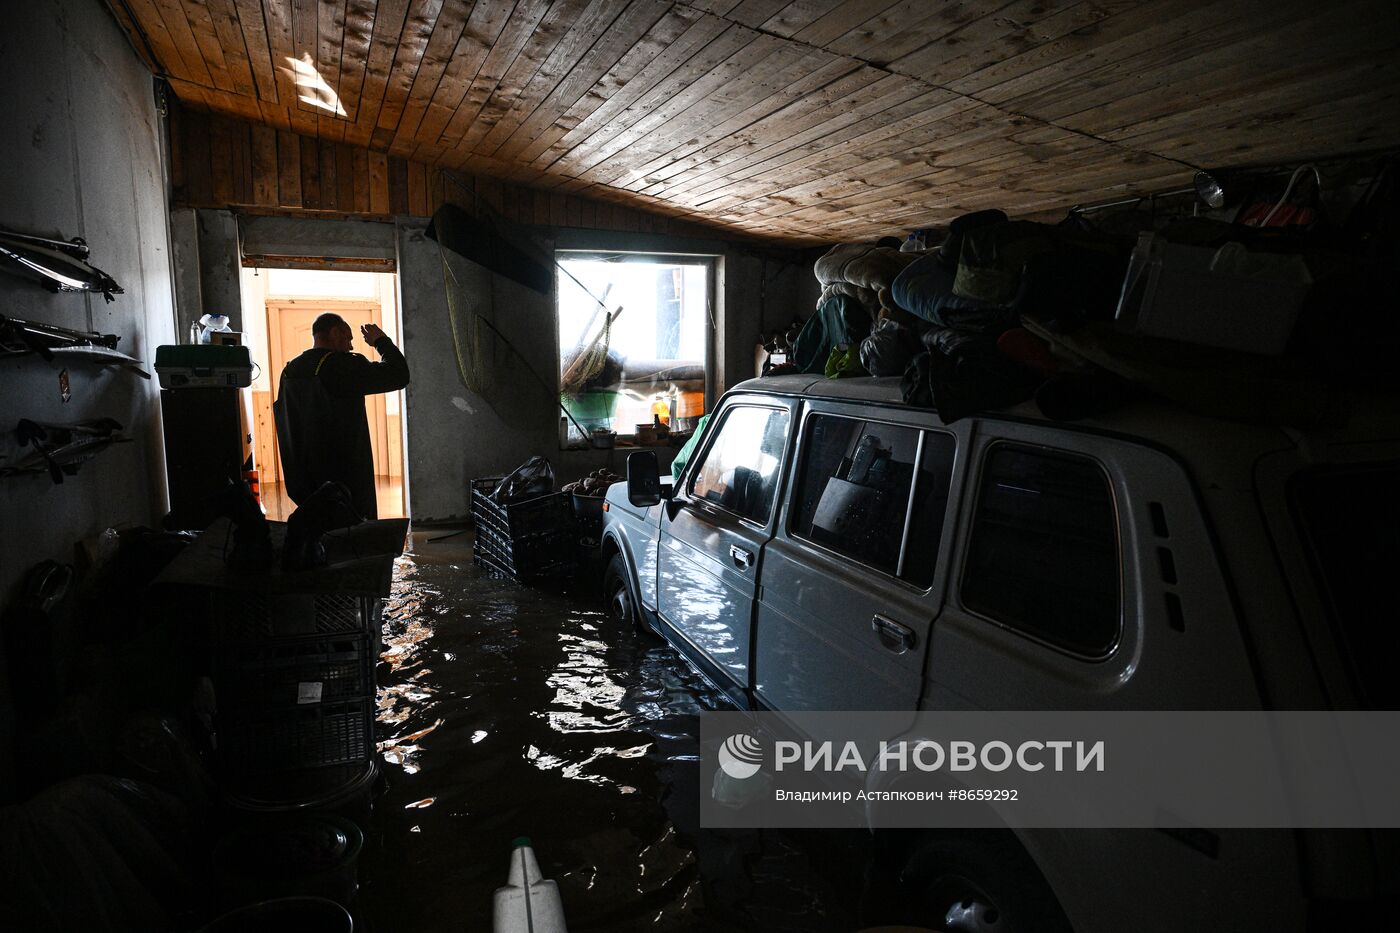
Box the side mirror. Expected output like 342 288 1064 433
627 450 667 507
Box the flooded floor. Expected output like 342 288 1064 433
356 532 867 932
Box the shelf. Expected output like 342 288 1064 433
2 344 150 378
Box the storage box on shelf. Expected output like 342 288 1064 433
469 476 577 581
1114 233 1312 355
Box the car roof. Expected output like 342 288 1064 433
726 374 1400 476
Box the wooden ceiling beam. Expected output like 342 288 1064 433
117 0 1398 243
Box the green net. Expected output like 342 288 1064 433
439 245 496 400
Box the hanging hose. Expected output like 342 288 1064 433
438 246 593 441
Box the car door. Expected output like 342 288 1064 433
754 404 964 711
922 419 1261 712
656 400 794 692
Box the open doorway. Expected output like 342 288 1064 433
240 267 407 520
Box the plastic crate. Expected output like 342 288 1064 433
473 525 576 581
215 635 374 710
469 477 577 580
220 697 372 774
208 590 381 642
470 477 574 537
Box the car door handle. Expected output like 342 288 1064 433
872 614 916 654
728 544 754 568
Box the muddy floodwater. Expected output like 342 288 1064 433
356 535 865 931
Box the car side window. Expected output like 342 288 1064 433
791 415 927 577
961 444 1120 657
689 406 790 523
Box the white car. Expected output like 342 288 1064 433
600 373 1398 932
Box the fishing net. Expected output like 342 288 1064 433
559 309 612 397
439 244 499 402
429 199 623 441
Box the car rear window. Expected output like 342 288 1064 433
961 444 1120 657
790 414 956 584
1290 463 1400 709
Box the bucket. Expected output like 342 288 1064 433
213 814 364 908
677 391 705 419
223 759 378 820
561 391 617 431
571 493 605 540
196 896 352 933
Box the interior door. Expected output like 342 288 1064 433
754 409 961 711
656 402 793 694
268 300 389 476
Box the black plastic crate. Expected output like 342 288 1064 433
208 590 380 642
470 476 577 581
215 635 374 710
473 526 575 581
470 477 575 537
220 697 372 774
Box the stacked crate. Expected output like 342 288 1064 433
470 477 577 581
209 589 380 779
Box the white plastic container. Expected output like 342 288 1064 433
1115 233 1312 355
492 837 567 933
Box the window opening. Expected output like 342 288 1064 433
556 252 711 447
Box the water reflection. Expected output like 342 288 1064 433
656 551 747 678
359 539 860 932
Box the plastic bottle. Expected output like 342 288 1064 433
492 837 567 933
849 434 882 482
197 313 232 344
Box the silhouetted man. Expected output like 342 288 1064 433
274 312 410 520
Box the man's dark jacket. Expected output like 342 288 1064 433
273 336 410 519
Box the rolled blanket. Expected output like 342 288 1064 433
819 280 879 317
815 244 919 304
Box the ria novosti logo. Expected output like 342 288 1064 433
717 733 764 779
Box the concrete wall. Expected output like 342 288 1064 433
184 209 815 525
397 222 632 523
169 207 242 338
0 0 175 601
401 223 815 524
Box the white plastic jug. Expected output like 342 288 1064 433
197 313 232 344
492 837 567 933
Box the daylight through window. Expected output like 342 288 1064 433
557 253 710 447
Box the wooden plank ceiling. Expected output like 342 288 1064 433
114 0 1400 244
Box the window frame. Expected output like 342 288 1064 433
554 249 717 447
956 439 1124 661
783 407 958 593
682 401 793 530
